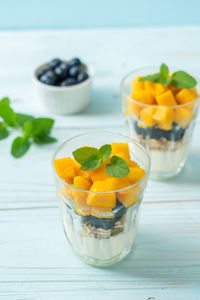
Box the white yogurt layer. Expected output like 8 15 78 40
63 211 137 261
150 142 190 175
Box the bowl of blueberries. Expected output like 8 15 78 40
33 57 93 114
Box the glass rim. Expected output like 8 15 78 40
52 131 151 194
120 66 200 109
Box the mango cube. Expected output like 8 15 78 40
144 81 166 97
131 89 155 105
153 107 174 130
73 176 91 209
126 99 143 117
111 143 130 159
174 108 194 128
131 76 145 95
90 163 109 182
91 206 113 218
87 181 116 208
156 90 178 106
176 88 198 105
140 107 156 127
54 157 79 181
117 186 139 208
128 167 145 183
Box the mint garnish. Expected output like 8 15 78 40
73 147 98 164
98 144 111 162
170 71 197 88
80 155 101 171
105 155 129 178
0 97 57 158
73 144 130 178
139 63 197 88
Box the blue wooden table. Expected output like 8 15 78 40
0 27 200 300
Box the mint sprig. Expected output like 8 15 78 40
73 144 130 178
105 155 129 178
0 97 57 158
139 63 197 88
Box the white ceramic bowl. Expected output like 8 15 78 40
32 61 93 115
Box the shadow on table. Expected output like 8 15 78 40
101 230 200 286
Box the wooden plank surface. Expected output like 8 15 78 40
0 27 200 299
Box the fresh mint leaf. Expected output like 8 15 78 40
0 97 10 106
160 77 172 86
23 121 33 139
73 147 98 164
80 155 101 171
171 71 197 88
0 99 17 127
0 122 9 140
139 73 160 83
99 144 111 162
11 137 31 158
159 63 172 86
16 113 34 127
33 135 57 144
32 118 54 135
160 63 169 78
105 155 130 178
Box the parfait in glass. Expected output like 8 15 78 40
52 132 150 266
121 65 199 179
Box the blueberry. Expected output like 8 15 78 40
45 70 57 84
68 66 80 78
37 68 49 79
54 63 69 81
60 62 69 76
40 74 54 85
48 58 62 69
60 78 77 86
68 57 81 67
77 71 89 83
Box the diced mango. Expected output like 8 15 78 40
144 81 155 96
74 206 91 216
117 186 140 208
144 81 166 97
105 177 132 191
174 108 194 128
91 206 113 219
131 76 145 95
126 99 143 117
73 176 91 209
131 89 155 105
128 167 145 183
176 88 198 105
140 107 156 127
78 170 92 182
73 176 91 191
87 181 116 208
153 107 174 130
111 143 130 159
154 83 166 97
169 84 181 96
156 90 178 106
54 157 79 181
63 166 76 179
90 163 109 182
63 184 74 200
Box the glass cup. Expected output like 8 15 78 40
52 132 150 266
121 67 200 179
